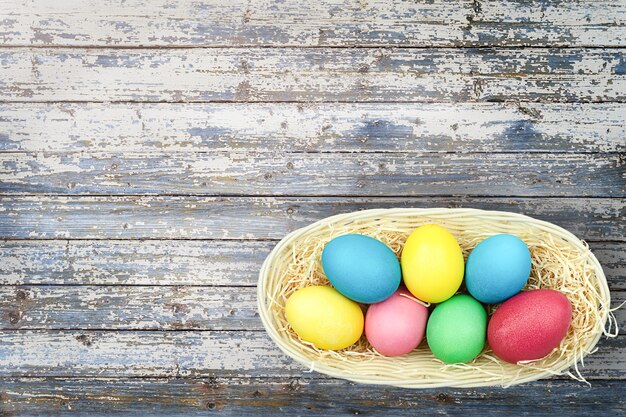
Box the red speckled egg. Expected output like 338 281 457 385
488 289 572 364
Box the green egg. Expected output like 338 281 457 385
426 294 487 364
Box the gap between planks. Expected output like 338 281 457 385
1 194 625 198
3 99 626 104
0 44 625 50
0 151 623 155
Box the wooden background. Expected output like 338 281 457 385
0 0 625 415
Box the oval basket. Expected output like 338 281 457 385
257 208 615 388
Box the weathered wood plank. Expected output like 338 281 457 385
593 242 626 291
1 196 623 240
0 240 270 286
0 286 260 331
1 241 623 289
0 330 622 378
1 102 624 153
1 152 623 196
1 378 624 416
1 48 624 102
0 0 624 47
0 286 623 332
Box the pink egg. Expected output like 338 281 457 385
365 289 429 356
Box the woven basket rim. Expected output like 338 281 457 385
257 207 611 388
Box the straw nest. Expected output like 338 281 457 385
257 208 618 388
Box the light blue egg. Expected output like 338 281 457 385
465 234 531 304
321 234 401 304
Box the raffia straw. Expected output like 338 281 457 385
257 208 617 388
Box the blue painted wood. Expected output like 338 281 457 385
0 197 623 240
0 0 624 414
0 285 622 331
0 330 622 378
1 103 623 153
0 1 624 47
0 378 624 416
1 240 624 288
1 152 623 196
0 48 624 102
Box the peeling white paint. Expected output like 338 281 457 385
0 0 624 47
0 0 623 394
0 48 624 103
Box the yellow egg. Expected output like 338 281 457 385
401 224 464 303
285 286 364 350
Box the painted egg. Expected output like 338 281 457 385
426 294 487 364
401 224 464 303
365 289 429 356
285 286 364 350
465 234 531 304
488 289 572 364
322 234 401 303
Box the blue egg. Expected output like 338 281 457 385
465 234 531 304
321 234 401 304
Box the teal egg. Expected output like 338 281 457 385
465 234 531 304
321 234 401 303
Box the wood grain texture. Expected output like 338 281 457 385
1 240 624 288
1 152 624 196
0 196 624 240
0 0 624 409
0 330 622 379
1 48 625 102
1 378 625 416
0 240 271 286
1 102 625 153
0 0 624 47
0 286 623 331
0 286 260 330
